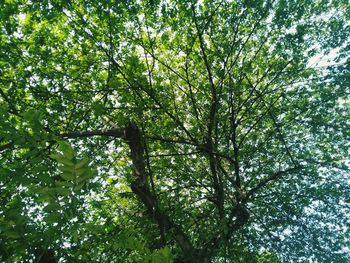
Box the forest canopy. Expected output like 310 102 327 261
0 0 349 262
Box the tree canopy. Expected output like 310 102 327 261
1 0 349 262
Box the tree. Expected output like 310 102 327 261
0 0 349 262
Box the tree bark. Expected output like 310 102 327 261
124 124 199 261
36 249 56 263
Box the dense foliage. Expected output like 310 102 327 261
1 0 349 262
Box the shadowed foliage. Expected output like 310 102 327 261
0 0 349 262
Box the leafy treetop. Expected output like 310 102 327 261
0 0 349 262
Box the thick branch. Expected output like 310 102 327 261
124 123 198 261
200 203 249 260
0 142 14 152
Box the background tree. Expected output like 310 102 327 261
0 0 349 262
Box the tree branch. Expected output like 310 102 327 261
0 142 14 152
125 123 198 260
60 128 126 139
247 166 303 199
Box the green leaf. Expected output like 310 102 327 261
75 173 92 183
6 231 21 239
55 180 73 187
152 247 173 263
74 166 87 177
75 156 89 169
58 165 74 173
55 187 71 196
57 141 75 159
44 203 60 212
50 153 74 166
73 181 85 191
92 102 106 115
45 212 61 224
61 172 75 181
